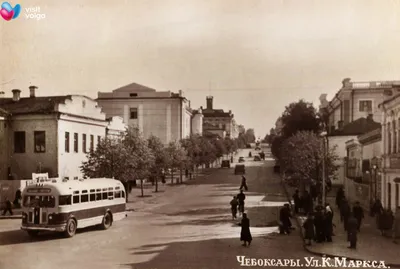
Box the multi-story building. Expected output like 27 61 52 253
191 108 203 136
202 96 238 139
379 92 400 212
97 82 192 144
0 86 126 182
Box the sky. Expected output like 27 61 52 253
1 0 400 138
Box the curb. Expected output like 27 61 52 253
0 215 22 220
280 178 400 268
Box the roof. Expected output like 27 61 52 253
23 178 125 195
0 107 9 117
330 117 381 136
112 82 157 93
0 96 71 115
379 92 400 107
202 109 232 118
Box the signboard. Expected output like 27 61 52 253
32 173 49 182
390 158 400 169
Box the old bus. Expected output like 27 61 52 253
21 178 127 238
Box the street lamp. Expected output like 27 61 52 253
320 131 328 206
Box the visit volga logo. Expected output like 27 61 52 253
0 2 21 21
24 6 46 20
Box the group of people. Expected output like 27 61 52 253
229 175 252 247
302 203 334 245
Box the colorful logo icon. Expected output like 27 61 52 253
0 2 21 21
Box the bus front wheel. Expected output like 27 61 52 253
64 218 77 238
101 212 112 230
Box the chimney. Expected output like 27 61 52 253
206 96 213 110
179 90 183 96
12 89 21 102
29 85 37 98
0 91 4 98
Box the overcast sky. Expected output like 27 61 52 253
1 0 400 137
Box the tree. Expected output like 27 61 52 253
212 138 227 159
281 100 321 138
181 134 202 174
279 131 339 191
166 141 187 184
244 129 256 143
147 135 169 192
271 135 285 161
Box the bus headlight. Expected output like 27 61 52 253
48 215 53 220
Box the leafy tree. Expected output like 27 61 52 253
147 135 169 192
271 135 285 161
281 100 321 138
280 131 339 191
181 134 202 173
237 133 247 148
166 141 187 184
245 129 256 143
212 138 227 159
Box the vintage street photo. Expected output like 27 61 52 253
0 1 399 269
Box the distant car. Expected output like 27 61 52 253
254 155 261 161
234 164 246 175
238 157 245 163
221 160 231 168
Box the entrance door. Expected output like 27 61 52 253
33 207 40 224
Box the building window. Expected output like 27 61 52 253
65 132 70 153
359 100 372 112
130 108 138 119
14 131 26 153
34 131 46 153
74 133 78 152
90 135 94 151
97 135 101 147
82 134 87 153
130 93 138 97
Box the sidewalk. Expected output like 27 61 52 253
0 208 22 219
295 195 400 267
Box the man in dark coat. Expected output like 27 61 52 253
313 208 325 242
352 201 364 231
303 213 315 245
2 198 13 216
340 199 351 230
240 176 248 191
237 190 246 216
324 207 333 242
347 213 358 249
336 187 345 208
230 196 239 220
240 213 252 246
279 204 291 234
292 189 301 215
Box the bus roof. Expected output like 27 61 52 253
23 178 125 195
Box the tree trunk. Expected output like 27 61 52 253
179 168 183 183
171 172 174 184
140 179 144 197
155 176 158 192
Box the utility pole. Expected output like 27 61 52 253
322 136 326 206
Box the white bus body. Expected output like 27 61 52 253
20 178 127 237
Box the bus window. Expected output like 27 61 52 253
90 189 95 193
114 191 121 198
122 191 125 198
42 196 56 208
89 193 96 201
73 195 80 204
96 189 101 192
73 191 79 195
81 194 89 203
108 187 113 190
59 195 72 206
82 190 88 194
102 192 107 200
95 193 102 201
108 191 113 197
102 188 107 191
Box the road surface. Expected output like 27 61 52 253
0 149 345 269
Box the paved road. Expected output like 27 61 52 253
0 150 346 269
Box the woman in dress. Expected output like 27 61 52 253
240 213 252 246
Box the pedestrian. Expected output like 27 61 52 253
2 197 13 216
240 213 252 247
324 206 333 242
240 176 248 191
292 189 301 215
336 187 345 209
341 199 351 231
230 196 239 220
279 204 291 234
237 190 246 216
303 213 315 246
352 201 364 231
302 190 313 215
313 207 324 242
347 212 358 249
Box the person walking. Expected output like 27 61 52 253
324 206 334 242
2 198 13 216
292 189 301 215
230 196 239 220
352 201 364 231
240 176 248 191
303 213 315 246
347 212 358 249
336 187 345 209
240 213 252 247
279 204 291 234
237 190 246 216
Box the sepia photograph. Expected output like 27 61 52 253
0 0 400 268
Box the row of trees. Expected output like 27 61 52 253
267 100 339 190
80 126 241 198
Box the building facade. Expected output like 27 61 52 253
97 83 192 144
320 78 400 133
201 96 238 139
0 86 125 182
379 93 400 212
191 108 203 135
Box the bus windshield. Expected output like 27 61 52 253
23 195 56 208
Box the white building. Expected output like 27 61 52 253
0 86 126 181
